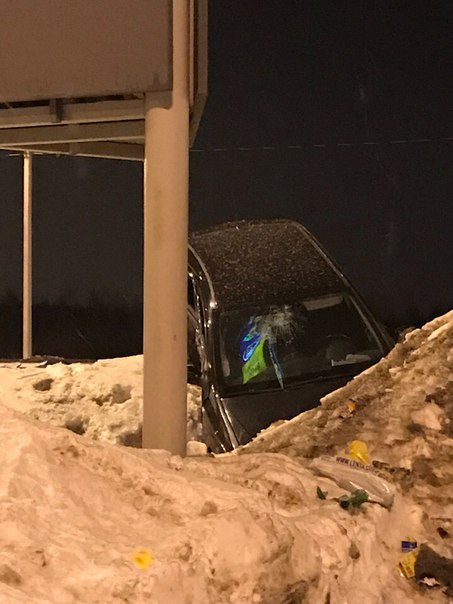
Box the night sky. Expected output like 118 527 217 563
0 1 452 329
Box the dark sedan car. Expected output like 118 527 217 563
187 219 392 453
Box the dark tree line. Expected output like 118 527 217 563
0 292 142 360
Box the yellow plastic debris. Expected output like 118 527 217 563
339 401 356 419
131 549 155 569
398 548 419 579
348 440 370 464
347 401 356 414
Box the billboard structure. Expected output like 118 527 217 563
0 0 207 158
0 0 208 456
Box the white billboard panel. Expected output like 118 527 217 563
0 0 172 102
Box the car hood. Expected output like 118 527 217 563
221 374 354 446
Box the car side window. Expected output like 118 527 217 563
188 276 196 309
187 310 201 381
188 274 206 334
188 275 203 384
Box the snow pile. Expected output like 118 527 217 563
0 312 452 602
0 356 202 446
0 404 442 604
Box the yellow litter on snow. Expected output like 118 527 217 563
131 549 155 569
348 440 370 464
398 548 419 579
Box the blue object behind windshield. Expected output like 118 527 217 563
240 317 262 362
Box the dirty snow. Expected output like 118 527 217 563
0 312 453 602
0 356 202 447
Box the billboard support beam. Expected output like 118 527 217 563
22 152 32 360
0 120 144 146
2 142 144 162
142 0 189 455
0 99 145 130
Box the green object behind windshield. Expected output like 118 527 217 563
242 338 266 383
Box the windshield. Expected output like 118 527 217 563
217 293 383 394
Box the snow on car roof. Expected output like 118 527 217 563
190 219 345 309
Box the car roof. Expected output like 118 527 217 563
189 219 346 309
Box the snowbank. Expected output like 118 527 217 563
0 356 202 446
0 404 443 604
0 312 452 602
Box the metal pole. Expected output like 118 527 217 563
142 0 190 454
22 152 32 360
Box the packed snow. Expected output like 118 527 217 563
0 312 453 603
0 356 202 447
